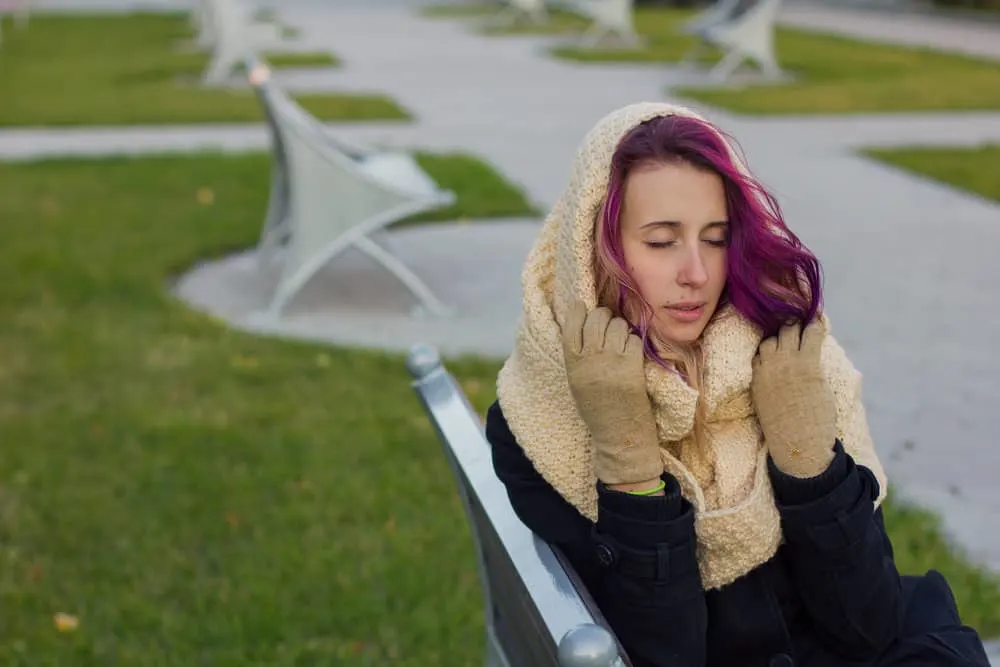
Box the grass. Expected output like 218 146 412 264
0 13 410 127
0 151 995 663
885 491 1000 636
0 150 529 665
421 3 591 35
408 152 539 223
863 144 1000 203
431 4 1000 114
258 51 339 69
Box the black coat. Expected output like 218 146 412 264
485 400 991 667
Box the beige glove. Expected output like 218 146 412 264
561 300 664 486
751 319 837 478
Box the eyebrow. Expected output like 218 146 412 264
639 220 729 230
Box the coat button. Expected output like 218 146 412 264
769 654 794 667
594 542 616 568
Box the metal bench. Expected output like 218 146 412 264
551 0 640 47
679 0 746 37
246 57 457 318
486 0 548 28
197 0 294 84
407 343 632 667
681 0 784 83
0 0 29 46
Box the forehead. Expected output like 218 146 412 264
621 161 727 226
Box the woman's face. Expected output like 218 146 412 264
619 160 729 345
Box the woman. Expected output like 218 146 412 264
484 102 990 667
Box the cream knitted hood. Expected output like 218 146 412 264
495 102 887 590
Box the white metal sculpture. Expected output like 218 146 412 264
191 0 217 50
682 0 785 83
681 0 741 35
200 0 291 85
0 0 30 46
559 0 639 47
248 59 458 318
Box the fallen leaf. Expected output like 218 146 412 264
225 512 240 528
40 197 61 216
53 612 78 632
196 188 215 205
230 355 259 369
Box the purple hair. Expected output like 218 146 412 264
595 114 823 362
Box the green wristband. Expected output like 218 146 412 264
625 480 666 496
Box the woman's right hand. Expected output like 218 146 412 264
561 300 664 488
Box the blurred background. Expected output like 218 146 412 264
0 0 998 663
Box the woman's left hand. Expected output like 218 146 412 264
751 319 837 478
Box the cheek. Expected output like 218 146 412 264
622 245 643 281
627 255 674 300
708 252 728 292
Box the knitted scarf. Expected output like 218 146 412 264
495 102 887 590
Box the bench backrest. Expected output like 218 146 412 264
209 0 248 47
407 343 631 667
727 0 764 22
247 57 292 260
683 0 763 34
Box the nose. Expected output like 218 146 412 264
678 246 709 288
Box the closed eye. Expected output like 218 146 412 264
645 239 727 249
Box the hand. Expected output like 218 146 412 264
561 300 664 487
751 319 837 478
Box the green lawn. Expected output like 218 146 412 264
864 144 1000 203
0 13 410 126
0 151 995 664
253 51 339 69
886 492 1000 635
421 2 591 35
408 152 540 223
428 4 1000 114
0 150 529 665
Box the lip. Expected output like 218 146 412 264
664 302 706 323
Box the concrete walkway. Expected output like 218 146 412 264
778 1 1000 60
3 0 1000 653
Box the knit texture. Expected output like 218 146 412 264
495 101 888 590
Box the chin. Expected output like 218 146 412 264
654 322 709 346
668 329 704 345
